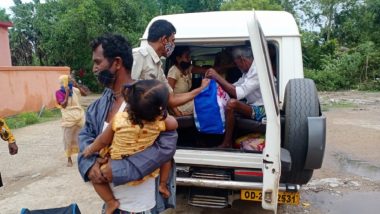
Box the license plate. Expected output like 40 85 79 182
241 189 300 205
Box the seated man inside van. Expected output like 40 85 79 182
213 48 242 84
205 45 265 148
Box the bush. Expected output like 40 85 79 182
40 108 61 118
304 41 380 91
5 117 26 129
22 112 39 125
305 69 346 91
5 112 38 129
357 80 380 91
5 108 61 129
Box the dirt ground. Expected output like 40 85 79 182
1 91 380 214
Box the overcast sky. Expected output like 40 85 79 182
0 0 44 14
0 0 15 14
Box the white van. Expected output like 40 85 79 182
140 10 326 212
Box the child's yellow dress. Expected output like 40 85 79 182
101 111 166 185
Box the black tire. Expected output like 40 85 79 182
281 78 320 184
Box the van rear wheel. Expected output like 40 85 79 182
281 78 320 184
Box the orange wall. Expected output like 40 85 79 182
0 27 12 66
0 66 70 117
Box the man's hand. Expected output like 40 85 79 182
199 78 210 90
82 145 93 158
205 68 221 80
71 79 79 88
8 142 18 155
87 157 108 184
100 159 113 182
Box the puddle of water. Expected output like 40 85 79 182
334 153 380 181
303 191 380 214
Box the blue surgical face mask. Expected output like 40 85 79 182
165 42 175 57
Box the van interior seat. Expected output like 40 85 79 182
175 115 266 134
176 115 195 129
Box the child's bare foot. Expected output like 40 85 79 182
159 183 171 198
105 199 119 214
67 157 73 167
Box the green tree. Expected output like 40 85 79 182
9 1 37 65
181 0 222 12
302 0 380 91
7 0 161 91
157 0 222 14
6 0 378 91
362 0 380 46
0 8 10 21
221 0 282 10
279 0 298 15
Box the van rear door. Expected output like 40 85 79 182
247 10 281 212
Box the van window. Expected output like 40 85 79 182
267 41 279 95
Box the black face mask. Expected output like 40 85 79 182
96 69 115 87
179 61 191 70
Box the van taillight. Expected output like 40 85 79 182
234 170 263 182
235 170 263 176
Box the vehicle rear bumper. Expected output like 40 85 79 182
177 177 300 191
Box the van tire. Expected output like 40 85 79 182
281 78 320 184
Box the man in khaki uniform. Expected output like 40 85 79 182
132 19 209 108
0 118 18 187
132 41 169 86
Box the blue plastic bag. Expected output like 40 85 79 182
194 79 229 134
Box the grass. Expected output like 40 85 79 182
321 100 358 112
5 108 61 129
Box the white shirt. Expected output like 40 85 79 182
111 179 155 212
233 62 263 106
102 102 156 212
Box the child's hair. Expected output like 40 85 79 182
123 80 169 127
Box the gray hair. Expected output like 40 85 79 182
232 46 253 60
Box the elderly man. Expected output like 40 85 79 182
205 46 266 148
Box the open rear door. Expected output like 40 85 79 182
247 10 281 212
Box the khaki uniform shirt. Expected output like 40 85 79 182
167 65 192 94
131 45 172 92
167 65 194 114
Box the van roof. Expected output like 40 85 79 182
141 11 300 43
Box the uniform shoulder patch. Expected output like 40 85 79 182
136 47 148 56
